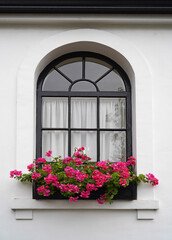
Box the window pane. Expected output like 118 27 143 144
57 57 82 81
100 98 126 129
71 81 97 91
42 131 68 160
42 97 68 128
97 70 125 91
42 69 71 91
71 97 97 128
71 131 97 161
85 57 111 81
100 131 126 162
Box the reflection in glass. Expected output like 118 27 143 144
71 81 97 91
100 98 126 129
57 58 82 81
42 131 68 160
97 70 125 91
85 58 111 81
71 131 97 161
42 70 70 91
42 97 68 128
71 98 97 128
100 131 126 162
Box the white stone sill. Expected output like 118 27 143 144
11 198 159 220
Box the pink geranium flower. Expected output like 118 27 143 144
31 172 41 180
80 190 90 198
45 150 52 157
43 164 52 174
146 173 159 186
36 158 46 164
10 170 22 178
27 163 35 171
37 185 50 196
69 196 79 202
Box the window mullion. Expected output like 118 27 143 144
36 93 42 158
126 93 132 158
97 96 100 162
82 57 85 79
68 96 71 156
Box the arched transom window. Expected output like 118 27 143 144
37 52 132 162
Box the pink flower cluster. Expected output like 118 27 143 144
126 156 136 166
86 183 98 191
80 183 98 199
10 170 22 178
45 150 52 157
69 196 79 202
111 161 129 172
92 170 111 187
37 185 50 196
95 161 108 171
96 194 107 204
80 190 90 198
43 164 52 174
73 158 83 165
73 151 91 161
31 172 41 180
65 166 88 182
36 157 46 164
62 156 73 164
59 184 80 193
77 147 85 151
146 173 159 186
119 178 127 186
27 163 35 171
44 174 59 187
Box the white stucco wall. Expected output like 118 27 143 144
1 15 172 240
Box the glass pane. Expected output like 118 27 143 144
97 70 125 91
42 131 68 160
85 57 111 81
57 58 82 81
71 81 97 91
42 69 71 91
71 131 97 161
42 97 68 128
100 98 126 129
71 97 97 128
100 131 126 162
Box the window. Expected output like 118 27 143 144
37 52 132 162
35 51 134 199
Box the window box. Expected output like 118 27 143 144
33 181 137 200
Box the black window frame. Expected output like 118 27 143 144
34 51 136 199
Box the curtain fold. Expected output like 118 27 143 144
71 98 97 160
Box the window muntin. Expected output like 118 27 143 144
37 52 131 162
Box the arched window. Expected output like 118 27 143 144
37 52 132 162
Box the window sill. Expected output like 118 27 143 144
11 198 159 220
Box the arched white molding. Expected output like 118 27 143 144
16 29 154 201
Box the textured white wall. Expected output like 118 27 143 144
0 16 172 240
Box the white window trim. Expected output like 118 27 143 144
13 29 159 219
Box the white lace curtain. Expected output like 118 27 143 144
42 97 126 161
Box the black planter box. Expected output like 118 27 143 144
33 181 137 200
